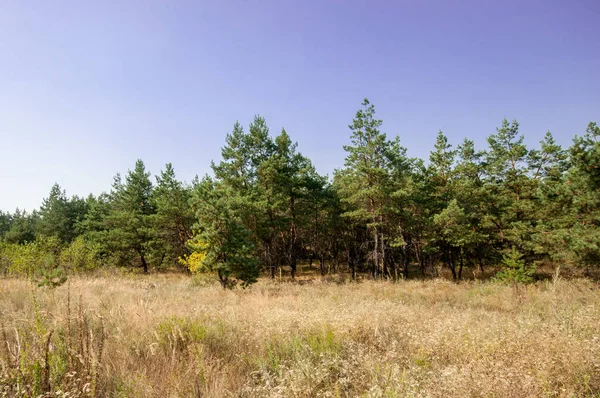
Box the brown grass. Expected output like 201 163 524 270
1 273 599 397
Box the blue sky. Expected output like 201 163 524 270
1 0 599 211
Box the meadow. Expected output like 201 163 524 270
1 271 599 397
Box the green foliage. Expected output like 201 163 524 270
103 160 156 272
0 293 106 396
495 247 536 284
0 235 99 280
37 183 87 244
0 210 11 240
0 236 59 277
151 163 195 268
155 316 208 351
336 98 410 279
4 209 38 244
1 103 598 283
433 199 477 249
59 235 101 271
189 177 259 288
35 266 68 288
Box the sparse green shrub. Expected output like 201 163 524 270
35 266 68 289
495 246 536 284
155 316 208 353
257 327 342 375
0 291 105 397
59 236 102 272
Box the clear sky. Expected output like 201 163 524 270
1 0 599 212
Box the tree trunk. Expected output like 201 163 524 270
402 245 409 279
477 254 485 276
157 253 166 269
217 269 228 289
289 195 297 280
448 248 457 280
266 240 275 279
319 254 325 276
380 232 387 279
332 244 339 274
391 253 398 281
140 251 149 273
458 251 464 281
270 259 276 279
415 243 425 276
348 249 356 280
290 255 297 280
373 226 379 279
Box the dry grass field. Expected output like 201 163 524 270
1 272 599 397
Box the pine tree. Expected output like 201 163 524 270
152 163 194 267
538 122 600 269
37 184 86 244
495 246 536 284
105 160 156 272
337 99 401 279
0 211 12 240
37 184 70 242
483 119 536 259
433 199 478 280
453 138 490 274
212 117 279 276
5 209 38 244
188 177 259 288
262 129 324 278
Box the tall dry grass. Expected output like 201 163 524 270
1 273 599 397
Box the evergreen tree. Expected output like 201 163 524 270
0 211 12 240
539 122 600 269
262 129 324 278
105 160 156 272
337 98 403 279
453 138 491 274
5 209 38 244
432 199 478 280
37 184 86 244
152 163 194 267
483 119 535 258
188 177 259 288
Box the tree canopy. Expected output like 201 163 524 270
1 100 598 286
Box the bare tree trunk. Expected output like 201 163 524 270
319 254 325 276
290 257 297 280
380 232 387 279
332 244 339 274
477 254 485 276
289 196 297 280
389 249 397 281
414 242 425 276
458 250 464 281
373 226 379 280
139 250 149 273
217 269 228 289
448 248 457 281
402 246 409 280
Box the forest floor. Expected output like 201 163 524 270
1 272 599 397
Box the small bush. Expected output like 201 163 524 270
59 236 102 272
155 317 208 353
495 246 536 284
0 290 105 397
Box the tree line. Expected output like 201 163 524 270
1 99 599 287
